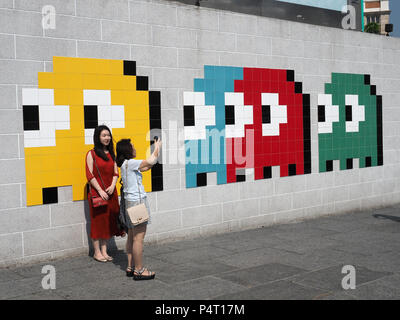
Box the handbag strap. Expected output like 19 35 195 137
91 150 106 190
125 160 142 202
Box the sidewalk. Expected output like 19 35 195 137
1 205 400 300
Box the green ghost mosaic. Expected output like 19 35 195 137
318 73 383 172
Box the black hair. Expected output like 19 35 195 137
93 125 115 161
116 139 134 167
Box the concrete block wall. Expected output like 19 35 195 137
1 0 400 267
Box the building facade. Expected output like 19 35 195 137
364 0 391 34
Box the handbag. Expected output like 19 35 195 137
124 160 149 226
88 150 108 208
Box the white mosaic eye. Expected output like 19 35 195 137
317 94 339 134
345 95 365 133
183 91 215 140
224 92 253 138
22 88 70 148
261 93 287 136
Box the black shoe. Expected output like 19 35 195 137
126 267 134 277
133 267 155 281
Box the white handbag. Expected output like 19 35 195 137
124 161 149 226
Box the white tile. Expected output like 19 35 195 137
39 105 55 122
38 89 54 105
194 92 205 106
22 88 38 105
98 105 112 123
55 106 70 130
83 89 111 106
85 129 95 145
183 91 195 105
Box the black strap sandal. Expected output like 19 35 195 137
133 267 155 281
126 267 134 277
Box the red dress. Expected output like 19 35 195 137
86 150 122 239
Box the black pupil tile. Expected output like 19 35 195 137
262 105 271 124
295 82 302 93
287 70 295 82
84 105 98 129
365 157 372 167
236 174 245 182
43 187 58 204
318 105 325 122
346 158 353 170
288 164 296 176
184 105 195 126
23 105 40 131
326 160 333 172
263 166 272 179
196 173 207 187
345 105 352 122
225 105 235 125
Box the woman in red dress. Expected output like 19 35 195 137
85 125 123 263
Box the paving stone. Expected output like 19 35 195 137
215 263 308 288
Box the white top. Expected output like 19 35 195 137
120 159 147 202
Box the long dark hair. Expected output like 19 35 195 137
116 139 134 167
93 125 115 161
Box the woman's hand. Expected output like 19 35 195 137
98 189 109 200
105 185 115 196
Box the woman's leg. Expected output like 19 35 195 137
132 223 154 276
126 229 134 271
100 239 112 259
93 239 106 260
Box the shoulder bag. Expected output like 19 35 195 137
124 160 149 226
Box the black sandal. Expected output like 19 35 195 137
126 267 134 277
133 267 155 281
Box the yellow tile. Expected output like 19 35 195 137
26 188 42 206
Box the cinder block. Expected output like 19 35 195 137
18 134 24 158
161 88 179 110
157 188 201 211
50 201 87 227
238 179 273 200
0 184 21 210
334 169 360 186
236 35 271 55
130 1 177 26
200 183 241 206
260 194 292 214
222 199 259 221
152 26 197 49
0 34 14 59
76 0 129 21
274 175 306 195
0 110 23 134
23 224 83 256
348 182 374 200
200 220 241 237
257 17 291 38
240 214 276 230
0 85 16 110
162 170 181 191
303 204 335 219
0 134 19 159
77 41 130 60
272 38 304 58
275 208 306 224
0 205 50 234
322 186 349 204
101 20 152 45
177 6 219 31
219 52 258 68
0 9 42 36
0 233 23 261
197 30 236 52
131 45 178 68
146 209 181 234
58 186 73 203
318 26 345 45
334 199 361 214
289 22 318 42
292 190 322 209
0 60 43 85
304 42 333 60
361 196 384 211
16 36 76 61
182 204 222 228
178 48 219 69
153 68 202 89
0 160 25 184
14 0 75 15
44 15 101 41
219 12 257 35
306 173 335 190
0 0 13 9
257 55 289 69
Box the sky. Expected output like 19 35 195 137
390 0 400 37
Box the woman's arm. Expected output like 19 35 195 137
106 161 119 195
139 139 162 172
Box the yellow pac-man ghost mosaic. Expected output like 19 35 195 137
22 57 163 206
